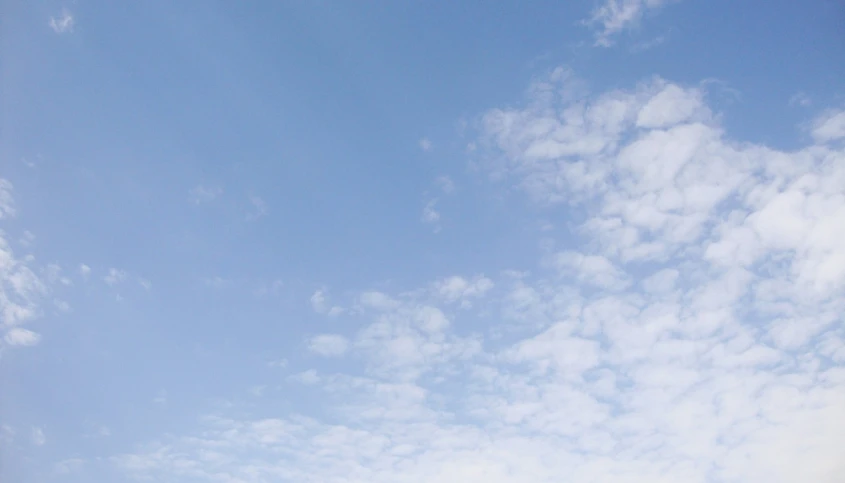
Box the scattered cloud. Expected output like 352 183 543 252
307 334 350 357
288 369 320 385
79 264 91 279
152 390 167 405
0 179 16 219
811 109 845 143
19 230 35 247
189 185 223 205
419 138 433 152
630 32 669 52
432 275 494 305
435 175 455 193
552 251 629 290
103 268 127 286
587 0 677 47
310 289 327 313
246 194 268 221
31 427 46 446
421 199 440 231
138 278 152 290
789 91 812 107
0 189 51 350
4 327 41 346
201 276 230 289
114 69 845 483
48 9 74 34
310 289 344 316
55 458 85 475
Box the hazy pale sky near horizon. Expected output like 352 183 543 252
2 1 845 482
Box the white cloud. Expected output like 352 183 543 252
587 0 676 47
112 71 845 483
189 185 222 204
308 334 349 357
19 230 35 247
201 276 230 289
103 268 127 286
0 179 16 219
811 109 845 143
435 176 455 193
419 138 433 151
1 194 50 348
4 327 41 346
48 9 74 34
359 291 400 311
422 199 441 231
310 289 328 313
432 275 494 304
31 427 46 446
310 289 344 316
553 251 629 290
138 278 152 290
55 458 85 475
79 264 91 279
246 194 268 221
789 91 812 107
289 369 320 385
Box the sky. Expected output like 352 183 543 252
2 0 845 482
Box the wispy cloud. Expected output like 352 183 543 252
48 9 75 34
246 194 268 221
307 334 350 357
103 268 127 286
587 0 677 47
0 184 51 351
189 185 223 205
789 91 812 107
0 179 16 219
419 138 433 152
421 199 440 232
31 427 46 446
4 328 41 346
435 175 455 193
811 109 845 143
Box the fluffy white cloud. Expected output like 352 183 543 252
308 334 350 357
112 71 845 483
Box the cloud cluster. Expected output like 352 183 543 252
1 181 50 350
112 71 845 482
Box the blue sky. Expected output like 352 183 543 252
2 1 845 481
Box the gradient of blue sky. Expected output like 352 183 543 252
2 1 845 482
